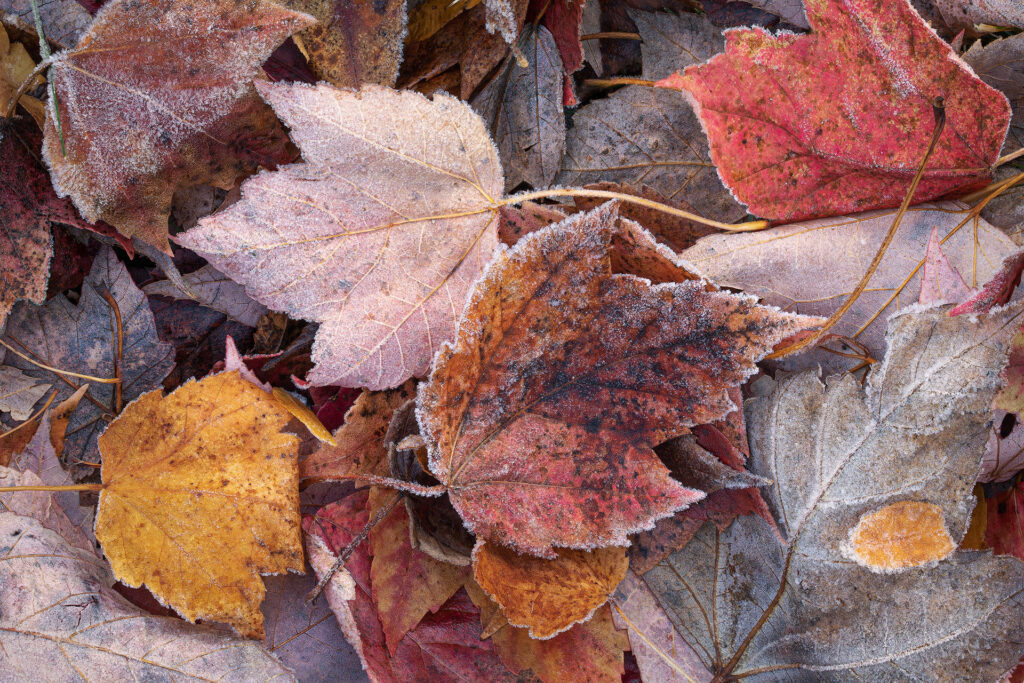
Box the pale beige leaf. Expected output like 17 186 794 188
683 203 1018 373
0 512 295 681
0 365 49 421
179 83 502 390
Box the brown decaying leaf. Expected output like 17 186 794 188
473 540 628 639
933 0 1024 31
683 203 1018 373
472 25 565 191
179 82 502 390
0 0 91 49
556 7 744 223
498 202 566 245
43 0 311 250
636 304 1024 679
143 264 268 327
368 487 469 653
2 247 174 476
418 204 818 558
283 0 406 87
0 513 296 680
301 381 417 483
95 371 303 638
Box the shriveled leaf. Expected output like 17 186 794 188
683 204 1018 372
417 204 817 557
465 579 629 683
2 247 174 476
368 487 469 652
611 570 711 683
180 83 502 390
642 304 1024 679
950 248 1024 316
407 0 480 41
144 264 268 327
262 572 367 682
473 25 565 191
283 0 406 87
662 0 1010 222
0 366 48 421
95 371 303 638
0 513 295 681
302 381 417 483
305 492 519 682
473 540 627 639
44 0 312 249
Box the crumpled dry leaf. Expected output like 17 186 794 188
472 540 628 639
473 25 565 191
662 0 1010 222
301 381 417 483
94 371 303 638
417 204 818 558
683 204 1018 373
143 264 268 327
1 247 174 476
180 83 502 390
43 0 311 250
0 366 49 421
283 0 406 87
635 304 1024 679
0 512 296 680
933 0 1024 31
555 8 743 223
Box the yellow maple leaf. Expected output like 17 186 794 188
95 371 302 638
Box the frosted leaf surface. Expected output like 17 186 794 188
0 0 91 49
180 83 503 390
42 0 312 250
1 247 174 478
643 303 1024 679
144 264 268 327
662 0 1011 222
683 203 1018 373
473 25 565 191
417 203 818 558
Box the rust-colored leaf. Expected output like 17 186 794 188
179 83 502 389
94 371 303 637
472 540 627 639
43 0 312 250
661 0 1011 222
987 480 1024 562
418 204 818 557
844 500 956 571
283 0 406 87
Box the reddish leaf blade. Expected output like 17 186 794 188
661 0 1010 222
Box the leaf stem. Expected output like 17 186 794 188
98 286 124 413
961 170 1024 204
767 97 947 360
996 147 1024 167
0 483 104 492
580 32 641 41
496 188 769 232
306 472 445 497
1 55 54 121
0 338 120 384
306 491 402 603
0 389 56 441
584 77 655 88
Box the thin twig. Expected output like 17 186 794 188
306 491 402 603
581 32 641 41
2 56 54 121
0 483 104 493
0 338 120 384
768 97 947 359
496 188 769 232
0 390 56 440
98 285 124 413
996 147 1024 167
584 77 656 88
961 170 1024 204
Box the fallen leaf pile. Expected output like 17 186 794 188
1 0 1023 679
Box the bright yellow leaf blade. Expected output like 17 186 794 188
95 371 303 638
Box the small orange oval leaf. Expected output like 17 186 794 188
847 501 955 571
